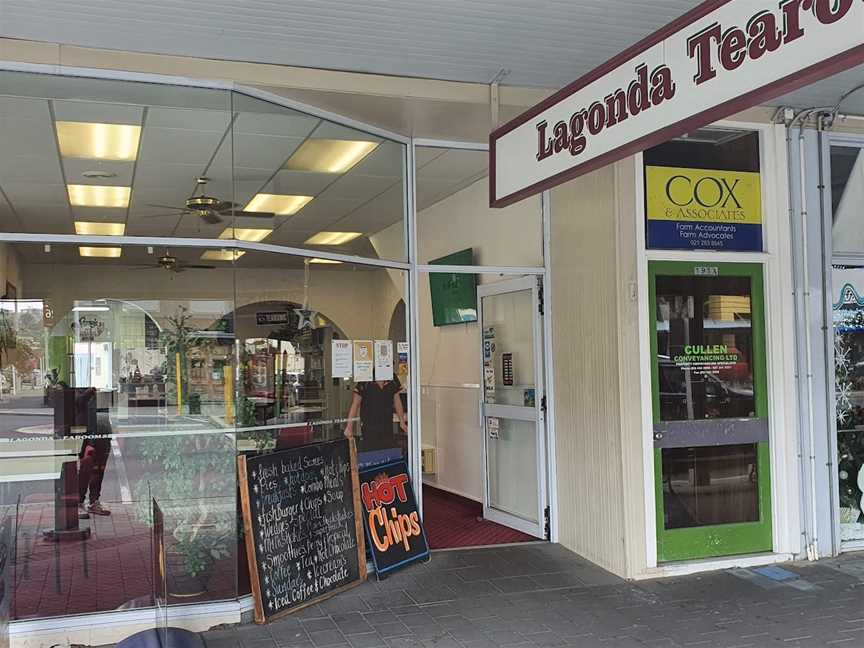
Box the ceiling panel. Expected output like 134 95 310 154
62 158 135 186
311 122 383 142
267 170 336 197
324 174 398 202
277 197 361 232
0 115 62 158
348 141 405 178
137 126 222 166
52 100 143 125
0 154 64 184
233 133 304 170
332 185 404 232
233 110 319 138
2 181 68 205
146 106 231 132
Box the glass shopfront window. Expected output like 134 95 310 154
0 69 410 637
830 143 864 543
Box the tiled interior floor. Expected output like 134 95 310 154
201 544 864 648
13 502 237 619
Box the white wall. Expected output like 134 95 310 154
549 159 645 577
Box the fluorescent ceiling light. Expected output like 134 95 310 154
218 227 272 242
201 249 246 262
285 139 378 174
74 221 126 236
79 246 122 258
68 184 131 209
305 232 363 245
72 305 110 312
244 193 313 216
56 121 141 162
309 258 343 264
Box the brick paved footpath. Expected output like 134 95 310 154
201 544 864 648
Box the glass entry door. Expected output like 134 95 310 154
478 277 547 538
650 261 772 561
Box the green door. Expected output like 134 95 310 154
649 261 772 562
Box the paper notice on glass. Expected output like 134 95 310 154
374 340 394 381
397 342 409 377
353 340 374 382
331 340 353 379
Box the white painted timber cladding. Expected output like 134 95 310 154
0 0 700 87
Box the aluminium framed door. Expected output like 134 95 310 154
478 276 548 538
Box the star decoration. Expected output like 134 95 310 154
294 307 318 331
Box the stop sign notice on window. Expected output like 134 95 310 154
490 0 864 207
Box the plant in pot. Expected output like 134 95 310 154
132 428 236 598
44 368 66 406
161 306 212 416
188 392 202 415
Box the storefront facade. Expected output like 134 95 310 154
0 28 861 648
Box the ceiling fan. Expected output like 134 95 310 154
133 251 215 275
145 177 272 225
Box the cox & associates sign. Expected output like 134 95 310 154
490 0 864 207
646 166 762 251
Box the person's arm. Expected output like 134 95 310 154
393 392 408 434
344 391 362 438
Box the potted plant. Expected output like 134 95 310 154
132 427 236 598
188 392 202 415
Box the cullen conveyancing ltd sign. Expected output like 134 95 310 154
490 0 864 207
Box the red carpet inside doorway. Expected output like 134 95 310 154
422 485 536 549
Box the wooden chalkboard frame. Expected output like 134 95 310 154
238 438 367 624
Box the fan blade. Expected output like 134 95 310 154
222 210 277 219
181 264 216 270
147 214 188 219
214 201 240 213
201 211 223 225
145 203 185 210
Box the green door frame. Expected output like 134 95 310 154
649 260 772 562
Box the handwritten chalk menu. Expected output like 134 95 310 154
238 440 366 623
358 459 429 578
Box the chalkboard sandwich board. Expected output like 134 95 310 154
238 439 366 623
359 459 430 578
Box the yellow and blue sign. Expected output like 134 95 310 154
645 166 762 252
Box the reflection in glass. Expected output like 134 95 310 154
832 266 864 542
662 444 759 529
487 418 538 524
655 273 761 531
831 146 864 255
656 276 755 421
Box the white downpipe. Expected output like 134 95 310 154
798 122 821 561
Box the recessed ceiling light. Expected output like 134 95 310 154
79 246 122 258
218 227 272 242
285 139 379 174
309 258 343 264
56 121 141 162
201 249 246 262
68 184 131 208
74 221 126 236
244 193 313 216
305 232 363 245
